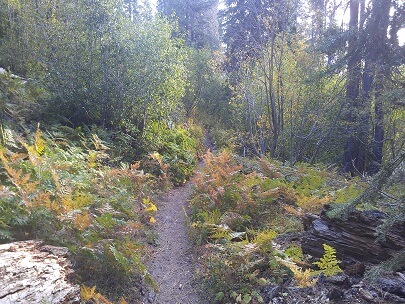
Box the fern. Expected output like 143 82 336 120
108 244 133 276
73 211 92 231
208 225 231 240
80 285 114 304
0 149 40 205
277 257 317 288
254 230 277 253
34 124 46 155
285 245 303 263
313 244 342 276
80 285 97 301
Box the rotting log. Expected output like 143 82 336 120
0 240 80 304
301 209 405 265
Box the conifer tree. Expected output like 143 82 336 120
157 0 220 49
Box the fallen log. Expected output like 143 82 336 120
0 240 80 304
301 209 405 265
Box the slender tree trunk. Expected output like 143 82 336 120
366 0 391 174
266 35 279 158
342 0 363 175
363 0 391 174
290 97 294 166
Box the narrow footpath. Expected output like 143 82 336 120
145 180 206 304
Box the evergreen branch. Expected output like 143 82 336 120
327 151 405 219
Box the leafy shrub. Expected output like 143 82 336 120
210 127 237 151
0 196 28 241
189 151 353 302
143 122 202 185
0 69 47 123
0 125 161 302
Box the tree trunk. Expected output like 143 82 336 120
302 209 405 265
342 0 365 175
0 240 80 303
367 0 391 175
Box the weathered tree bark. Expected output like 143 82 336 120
342 0 368 175
301 209 405 265
0 240 80 304
366 0 392 175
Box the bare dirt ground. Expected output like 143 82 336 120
143 179 207 304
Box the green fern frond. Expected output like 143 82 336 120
313 243 342 276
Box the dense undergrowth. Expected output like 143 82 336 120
189 150 367 303
0 120 204 302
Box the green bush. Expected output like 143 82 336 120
143 122 201 185
0 125 160 302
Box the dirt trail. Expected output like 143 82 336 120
144 179 207 304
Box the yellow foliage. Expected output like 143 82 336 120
282 205 303 217
143 197 158 212
60 194 89 214
296 195 330 213
31 191 52 208
259 158 282 178
80 285 114 304
0 149 40 206
74 211 91 230
81 285 97 301
313 244 342 276
254 230 277 252
88 151 98 168
291 267 317 288
277 258 317 288
34 124 46 155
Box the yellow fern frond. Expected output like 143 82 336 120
291 267 318 288
34 124 46 155
277 257 317 288
32 191 52 208
143 197 158 212
74 212 91 230
130 161 141 170
80 285 97 301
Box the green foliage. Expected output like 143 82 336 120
313 244 342 276
1 0 189 137
0 69 47 123
0 125 162 301
333 184 364 204
189 152 358 301
210 128 238 152
183 49 228 126
0 197 28 241
254 230 277 253
143 122 203 185
285 245 303 263
365 249 405 279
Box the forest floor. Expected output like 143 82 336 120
142 174 207 304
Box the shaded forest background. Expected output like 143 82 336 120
0 0 404 302
1 0 404 173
